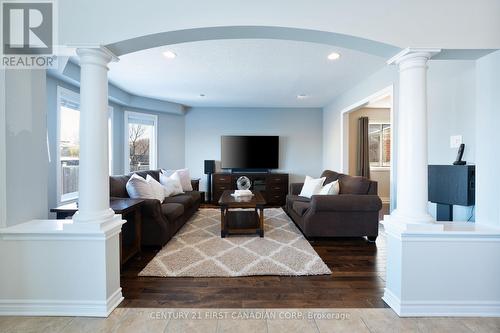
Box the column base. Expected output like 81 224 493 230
72 207 116 224
385 210 443 231
382 221 500 317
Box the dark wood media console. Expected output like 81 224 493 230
212 172 289 206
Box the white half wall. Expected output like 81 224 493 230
185 107 323 192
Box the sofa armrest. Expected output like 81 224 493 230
191 178 200 191
310 194 382 212
290 183 304 195
139 198 170 221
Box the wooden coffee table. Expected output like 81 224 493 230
218 190 266 238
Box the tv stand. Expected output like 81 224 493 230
212 172 288 206
226 169 272 174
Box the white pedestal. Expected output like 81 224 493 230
0 217 124 317
382 218 500 317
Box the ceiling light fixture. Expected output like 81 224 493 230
199 94 206 97
297 94 308 99
327 52 341 60
162 50 177 59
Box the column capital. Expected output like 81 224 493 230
387 47 441 66
76 46 119 68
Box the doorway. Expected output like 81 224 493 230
340 86 394 216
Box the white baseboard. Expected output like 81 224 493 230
383 289 500 317
0 288 123 317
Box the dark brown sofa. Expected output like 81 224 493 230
285 170 382 241
110 169 201 247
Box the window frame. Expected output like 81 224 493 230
56 86 114 205
368 121 391 171
123 111 158 174
56 86 81 205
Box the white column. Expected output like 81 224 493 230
72 48 116 224
387 48 440 225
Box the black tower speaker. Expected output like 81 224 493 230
428 165 475 221
204 160 215 203
204 160 215 174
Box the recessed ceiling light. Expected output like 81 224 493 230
162 50 177 59
199 94 205 97
327 52 341 60
297 94 308 99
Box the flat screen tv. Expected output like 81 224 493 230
221 136 279 170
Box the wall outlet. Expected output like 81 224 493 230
450 135 463 148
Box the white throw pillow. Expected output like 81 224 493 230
160 171 184 197
146 175 165 202
319 180 340 195
126 174 155 200
177 168 193 191
299 176 326 198
161 168 192 191
161 169 175 177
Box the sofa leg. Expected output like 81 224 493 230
367 236 377 242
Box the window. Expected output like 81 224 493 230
56 87 113 204
369 123 391 168
124 111 157 173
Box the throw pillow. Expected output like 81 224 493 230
299 176 326 198
146 175 165 202
126 174 155 200
319 179 340 195
161 168 193 191
160 171 184 197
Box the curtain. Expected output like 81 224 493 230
356 116 370 178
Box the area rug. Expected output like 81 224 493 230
139 208 331 277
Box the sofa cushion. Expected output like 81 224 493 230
292 200 311 216
286 194 311 204
321 170 342 184
161 203 184 221
286 194 310 214
185 191 201 205
339 175 371 195
163 193 194 208
110 175 130 198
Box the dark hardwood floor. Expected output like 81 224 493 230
119 214 388 308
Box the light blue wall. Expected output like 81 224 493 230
427 60 477 221
323 65 399 210
475 50 500 227
185 107 323 193
323 60 477 221
5 70 48 225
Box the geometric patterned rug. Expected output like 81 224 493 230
139 208 331 277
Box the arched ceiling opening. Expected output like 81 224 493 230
105 26 400 58
104 26 399 107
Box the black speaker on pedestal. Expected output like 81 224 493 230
204 160 215 203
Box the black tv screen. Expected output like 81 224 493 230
221 136 279 170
